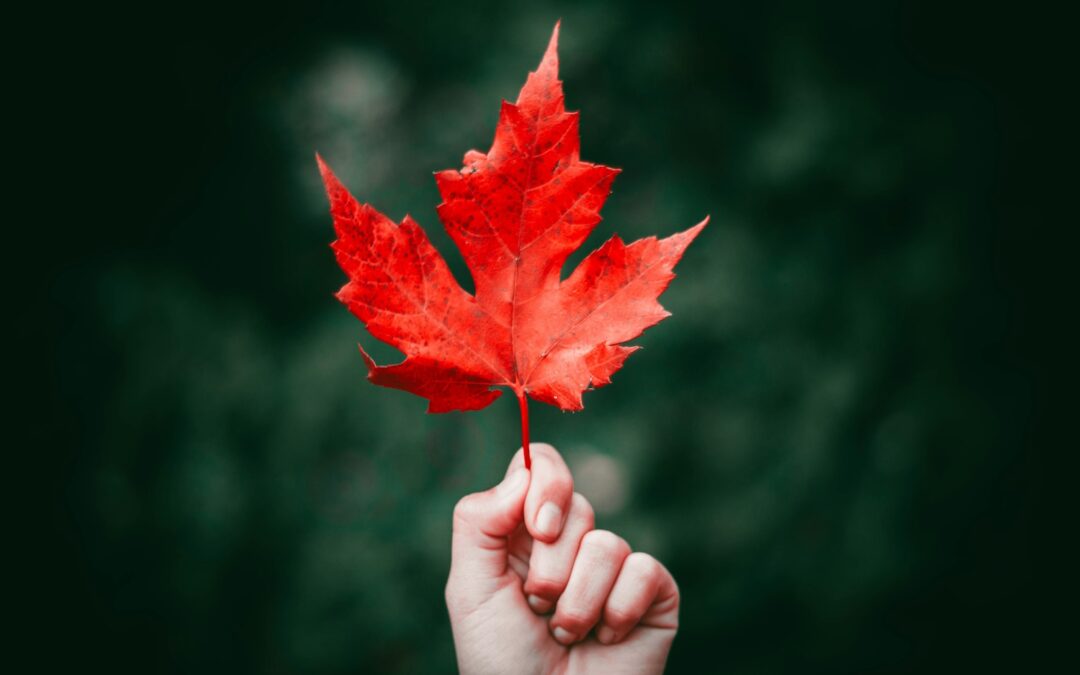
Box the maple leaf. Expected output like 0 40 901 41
318 24 706 468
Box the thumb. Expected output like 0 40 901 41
449 466 531 585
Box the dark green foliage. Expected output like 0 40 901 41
40 1 1053 673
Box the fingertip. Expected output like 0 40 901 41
506 446 528 472
523 444 573 542
506 442 562 473
552 626 577 645
497 467 531 520
527 594 553 614
596 625 617 644
534 501 564 540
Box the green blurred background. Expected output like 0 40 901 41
36 1 1060 673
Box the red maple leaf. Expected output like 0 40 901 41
318 24 706 468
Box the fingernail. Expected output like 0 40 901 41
527 594 552 613
535 502 563 537
552 626 577 645
500 468 529 496
596 626 616 644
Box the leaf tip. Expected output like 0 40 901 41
687 215 709 239
356 344 383 386
662 216 709 259
316 153 345 195
539 21 561 76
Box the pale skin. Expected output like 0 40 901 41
446 443 679 675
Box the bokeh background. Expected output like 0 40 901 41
39 1 1060 673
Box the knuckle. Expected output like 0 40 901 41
582 529 629 555
652 556 680 604
452 495 472 521
625 551 661 576
452 494 480 529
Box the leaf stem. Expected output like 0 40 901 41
517 391 531 469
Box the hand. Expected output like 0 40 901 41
445 444 679 675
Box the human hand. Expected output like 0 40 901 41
445 444 679 675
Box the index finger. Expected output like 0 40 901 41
505 443 574 543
